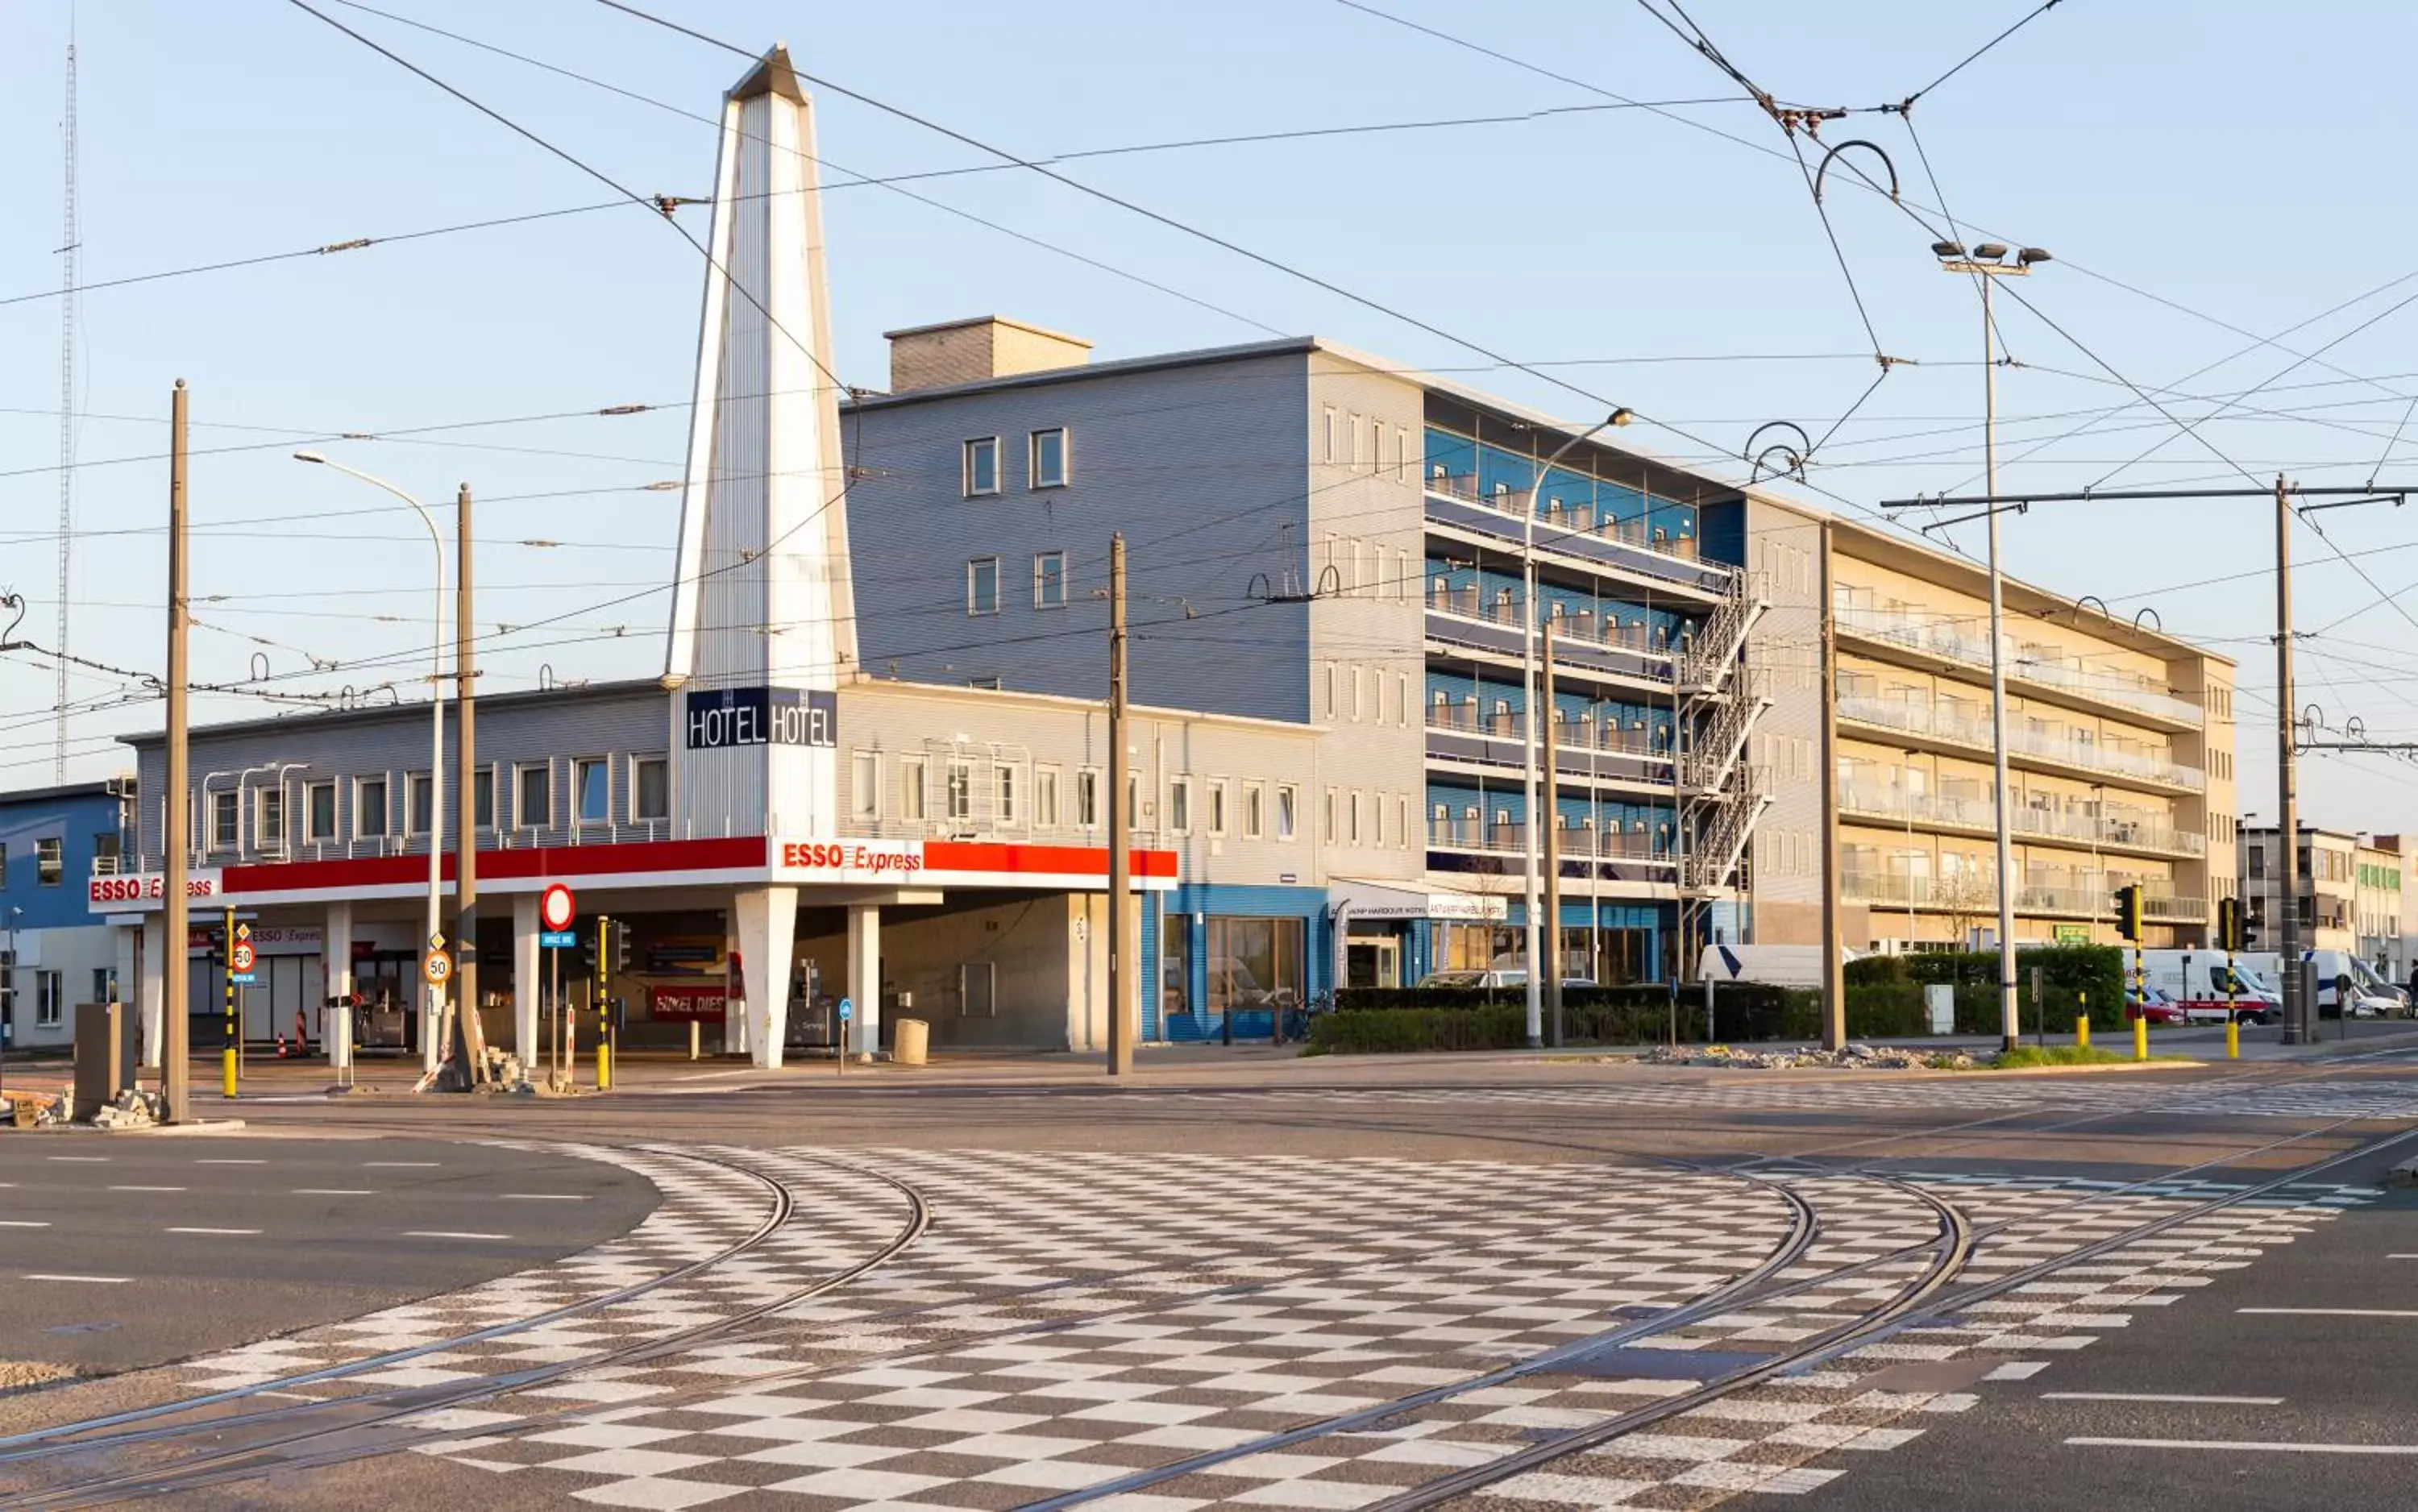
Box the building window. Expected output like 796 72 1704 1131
36 837 64 887
900 757 928 822
93 967 112 1007
1029 426 1069 488
946 762 973 823
1348 791 1363 845
1323 787 1339 845
256 785 285 850
963 436 1000 496
1033 550 1066 609
573 758 610 825
967 556 1000 616
1170 777 1191 835
93 831 119 874
356 776 390 839
472 768 494 831
307 781 337 841
1210 779 1229 837
850 751 880 824
407 772 436 835
1078 768 1100 829
36 970 64 1028
1398 795 1410 849
515 764 550 831
632 756 668 821
210 790 239 853
1243 782 1265 840
1323 406 1337 463
1207 917 1303 1016
1277 784 1298 841
967 675 1002 691
1037 766 1061 829
995 763 1019 825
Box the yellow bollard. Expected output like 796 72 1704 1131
2133 1016 2149 1061
222 1045 238 1099
2226 1016 2240 1059
2076 1015 2090 1052
597 1037 613 1092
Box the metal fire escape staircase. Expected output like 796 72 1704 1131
1677 570 1772 895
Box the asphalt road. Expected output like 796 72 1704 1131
0 1135 654 1376
7 1049 2418 1510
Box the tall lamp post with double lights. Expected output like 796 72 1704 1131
1933 239 2051 1053
293 452 448 1074
1520 409 1633 1048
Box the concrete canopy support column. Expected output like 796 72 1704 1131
135 918 164 1070
512 891 541 1069
735 886 798 1069
847 903 881 1059
324 900 354 1070
723 912 747 1057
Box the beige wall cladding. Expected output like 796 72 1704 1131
886 316 1093 393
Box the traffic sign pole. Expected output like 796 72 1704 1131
222 909 240 1099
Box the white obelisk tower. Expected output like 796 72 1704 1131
666 48 857 1064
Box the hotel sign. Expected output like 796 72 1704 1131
684 686 837 750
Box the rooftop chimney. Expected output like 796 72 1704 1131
885 315 1092 393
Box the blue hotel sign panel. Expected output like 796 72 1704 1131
684 686 837 751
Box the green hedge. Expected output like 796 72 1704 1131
1845 945 2128 1031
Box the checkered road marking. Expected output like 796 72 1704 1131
388 1150 2378 1511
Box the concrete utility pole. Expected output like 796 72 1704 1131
453 483 481 1081
1106 534 1134 1075
1542 617 1564 1046
162 380 192 1124
2275 474 2305 1044
1819 518 1846 1051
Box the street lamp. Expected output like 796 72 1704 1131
1521 409 1634 1049
1934 239 2050 1053
293 451 448 1074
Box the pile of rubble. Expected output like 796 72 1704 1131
1639 1042 1976 1071
88 1088 165 1128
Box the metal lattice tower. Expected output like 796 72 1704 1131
53 36 78 780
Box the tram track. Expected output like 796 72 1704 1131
0 1140 931 1510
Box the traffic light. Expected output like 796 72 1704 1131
2113 883 2144 942
2216 897 2243 953
613 920 634 976
580 923 601 974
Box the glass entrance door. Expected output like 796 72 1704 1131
1346 937 1400 990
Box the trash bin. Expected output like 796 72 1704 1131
892 1017 929 1066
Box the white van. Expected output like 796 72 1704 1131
2140 950 2282 1024
1697 944 1863 989
2240 951 2408 1017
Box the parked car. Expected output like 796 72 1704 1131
2124 984 2187 1025
1415 969 1597 990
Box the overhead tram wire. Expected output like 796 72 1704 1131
1886 0 2069 114
585 0 1923 539
1332 0 2418 413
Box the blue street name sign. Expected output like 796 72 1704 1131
540 929 579 949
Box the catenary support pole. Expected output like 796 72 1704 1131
453 484 480 1084
1543 618 1564 1047
162 380 192 1123
1107 534 1134 1075
1819 520 1847 1051
1982 273 2020 1054
2276 475 2305 1044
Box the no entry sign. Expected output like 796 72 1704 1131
541 883 577 933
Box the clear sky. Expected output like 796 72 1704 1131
7 0 2418 837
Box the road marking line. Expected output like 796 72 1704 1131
2044 1394 2283 1406
2069 1438 2418 1456
45 1157 106 1163
501 1194 588 1201
2237 1308 2418 1318
24 1274 129 1285
365 1161 439 1168
2387 1254 2418 1260
404 1231 512 1241
0 1221 52 1228
194 1159 266 1165
293 1188 373 1195
167 1227 262 1236
109 1186 185 1192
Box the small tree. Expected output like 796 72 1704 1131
1934 870 1997 981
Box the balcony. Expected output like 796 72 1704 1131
1423 708 1673 791
1426 599 1672 689
1834 604 2204 729
1427 818 1675 866
1837 784 2207 858
1839 869 2206 923
1837 694 2204 792
1423 473 1732 596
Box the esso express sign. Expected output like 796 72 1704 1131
89 870 223 908
775 840 924 879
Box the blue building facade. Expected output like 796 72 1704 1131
1 780 132 1050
